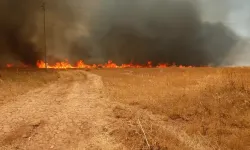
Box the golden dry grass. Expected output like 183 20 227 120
93 68 250 150
0 69 59 106
0 68 249 149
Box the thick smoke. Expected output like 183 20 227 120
0 0 41 66
90 0 238 66
0 0 75 66
70 0 240 66
0 0 245 66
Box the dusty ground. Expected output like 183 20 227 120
0 69 125 150
0 69 59 106
0 68 249 150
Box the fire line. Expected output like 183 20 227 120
6 60 195 69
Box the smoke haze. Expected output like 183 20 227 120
0 0 248 66
0 0 41 66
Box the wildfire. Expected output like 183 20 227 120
5 60 195 69
6 63 29 68
36 60 193 69
6 64 14 68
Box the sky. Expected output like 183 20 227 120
200 0 250 65
201 0 250 38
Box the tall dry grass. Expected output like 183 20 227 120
94 68 250 150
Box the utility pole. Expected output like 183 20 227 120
41 1 47 69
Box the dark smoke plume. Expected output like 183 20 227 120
0 0 42 66
85 0 239 66
0 0 74 66
0 0 240 66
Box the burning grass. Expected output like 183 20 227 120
5 60 195 69
93 67 250 150
0 69 59 106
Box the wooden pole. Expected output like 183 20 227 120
41 1 47 69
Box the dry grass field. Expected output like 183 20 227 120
0 67 249 150
93 68 250 150
0 69 59 106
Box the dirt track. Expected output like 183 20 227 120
0 71 125 150
0 70 212 150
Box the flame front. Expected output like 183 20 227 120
3 59 197 69
35 60 194 69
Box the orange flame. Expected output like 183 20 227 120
156 63 168 68
5 60 195 69
6 64 14 68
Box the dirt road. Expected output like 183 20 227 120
0 70 124 150
0 70 212 150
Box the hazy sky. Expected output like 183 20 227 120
201 0 250 38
